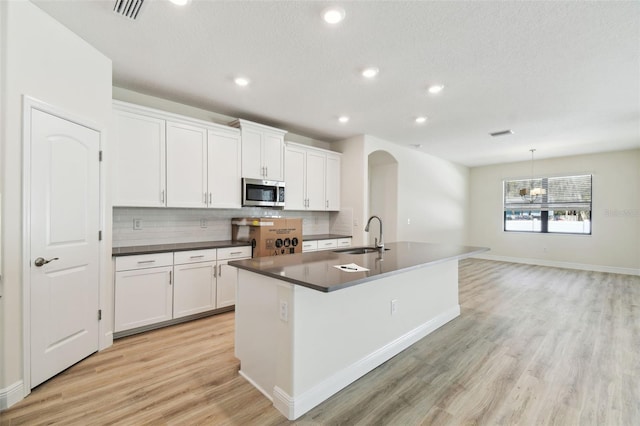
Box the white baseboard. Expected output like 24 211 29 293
473 253 640 276
272 305 461 420
238 370 273 402
0 380 24 410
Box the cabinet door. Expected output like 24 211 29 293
216 259 242 308
240 127 264 179
284 145 306 210
262 132 284 181
325 153 341 211
114 266 173 332
208 129 241 208
112 110 166 207
306 150 326 210
166 121 208 208
173 261 216 318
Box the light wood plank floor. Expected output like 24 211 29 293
2 259 639 425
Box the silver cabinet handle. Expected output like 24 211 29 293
213 265 217 278
161 190 165 203
218 264 222 276
137 260 156 264
189 255 205 259
209 192 212 204
265 166 268 177
169 270 172 285
230 251 243 255
34 257 59 267
326 200 329 208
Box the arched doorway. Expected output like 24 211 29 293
367 150 398 245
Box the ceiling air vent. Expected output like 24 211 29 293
113 0 144 20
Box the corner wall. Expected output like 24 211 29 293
0 0 112 407
335 135 470 247
468 149 640 274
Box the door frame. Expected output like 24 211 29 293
21 95 105 396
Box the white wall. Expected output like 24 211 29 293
336 135 470 247
469 149 640 274
0 0 112 403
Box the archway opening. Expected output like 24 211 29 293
367 150 398 245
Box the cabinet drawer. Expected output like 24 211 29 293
115 252 174 272
174 249 217 265
217 246 252 260
302 240 318 252
337 238 352 248
317 239 338 250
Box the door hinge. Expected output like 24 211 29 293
98 309 102 321
98 230 102 241
99 150 103 162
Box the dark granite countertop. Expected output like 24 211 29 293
229 241 489 292
112 240 251 257
302 234 352 241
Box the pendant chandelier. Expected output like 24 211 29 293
519 149 546 203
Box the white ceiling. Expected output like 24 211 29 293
33 0 640 167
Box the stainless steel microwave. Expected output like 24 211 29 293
242 178 286 207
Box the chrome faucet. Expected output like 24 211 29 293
365 215 384 252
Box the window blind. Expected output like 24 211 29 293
504 174 592 211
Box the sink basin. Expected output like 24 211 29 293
333 246 390 254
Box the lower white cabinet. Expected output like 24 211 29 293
303 237 351 252
114 246 251 334
173 249 217 318
114 253 174 333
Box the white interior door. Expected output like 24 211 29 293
29 108 100 388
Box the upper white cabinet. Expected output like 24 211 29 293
112 101 241 209
208 128 242 208
112 108 166 207
325 152 341 211
231 119 287 181
166 121 208 208
284 142 341 211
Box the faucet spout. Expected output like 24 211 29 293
365 215 384 252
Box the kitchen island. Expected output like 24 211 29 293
229 242 488 420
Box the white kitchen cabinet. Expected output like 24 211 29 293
303 237 351 252
285 142 341 211
166 121 208 208
112 101 241 210
207 128 242 208
232 119 287 180
114 253 174 332
112 107 166 207
173 249 217 318
302 240 318 252
325 153 341 211
216 246 252 308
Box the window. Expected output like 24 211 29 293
503 174 592 234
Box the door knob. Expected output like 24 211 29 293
34 257 59 267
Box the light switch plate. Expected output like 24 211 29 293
133 218 143 230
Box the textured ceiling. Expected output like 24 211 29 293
33 0 640 166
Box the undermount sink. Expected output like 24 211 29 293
333 246 390 255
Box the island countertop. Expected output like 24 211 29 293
229 241 489 292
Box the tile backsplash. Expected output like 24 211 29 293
113 207 332 247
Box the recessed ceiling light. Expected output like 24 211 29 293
362 67 379 78
234 77 250 87
338 115 349 123
427 84 445 94
415 116 427 124
323 7 345 24
168 0 190 5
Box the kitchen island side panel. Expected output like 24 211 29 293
291 260 458 396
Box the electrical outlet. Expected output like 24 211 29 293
133 219 143 230
391 299 398 315
279 300 288 322
200 219 207 228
